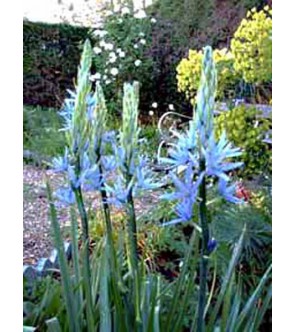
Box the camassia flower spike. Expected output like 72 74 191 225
161 46 244 226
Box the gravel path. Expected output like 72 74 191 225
23 164 161 265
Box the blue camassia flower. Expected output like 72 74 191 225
161 122 199 167
203 131 243 181
218 178 243 204
52 149 70 173
161 164 205 225
105 175 133 208
54 187 76 206
59 90 97 131
134 156 162 192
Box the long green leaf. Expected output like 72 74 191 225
235 264 272 330
207 226 246 330
23 327 36 332
252 285 272 330
167 228 199 331
45 317 62 332
46 180 79 332
70 207 83 319
99 244 112 332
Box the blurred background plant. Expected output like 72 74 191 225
214 105 272 177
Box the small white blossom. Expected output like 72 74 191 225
152 102 158 108
93 47 102 54
140 39 146 45
134 59 142 67
94 30 108 38
105 43 114 51
119 51 126 58
109 57 117 63
134 44 139 49
117 48 122 53
104 10 113 17
149 110 154 116
121 7 130 15
110 67 119 76
99 40 106 48
151 17 157 23
90 73 101 81
105 79 111 85
168 104 175 111
103 75 108 80
139 32 145 37
134 9 147 19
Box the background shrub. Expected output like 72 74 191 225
176 48 240 103
23 106 65 159
214 105 272 176
23 20 91 108
231 6 272 84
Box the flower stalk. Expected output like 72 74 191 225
197 159 210 332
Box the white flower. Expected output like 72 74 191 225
134 59 142 67
139 32 145 37
105 79 111 85
121 7 130 15
93 47 102 54
168 104 174 111
134 44 139 49
94 73 101 79
110 68 119 76
151 17 157 23
109 51 117 63
134 9 147 19
103 75 107 80
99 40 106 48
117 18 123 24
105 43 114 51
119 51 125 58
117 48 122 53
104 10 113 17
94 30 108 38
140 39 146 45
152 102 158 108
149 110 154 116
89 73 101 81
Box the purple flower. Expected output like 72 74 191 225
207 238 217 253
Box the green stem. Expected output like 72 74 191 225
197 159 210 332
74 186 94 319
125 175 141 329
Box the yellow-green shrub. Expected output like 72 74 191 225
231 6 272 84
214 105 271 176
176 48 239 104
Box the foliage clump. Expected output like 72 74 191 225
214 105 271 176
176 48 238 104
231 5 272 84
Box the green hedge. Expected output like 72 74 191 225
23 20 92 108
